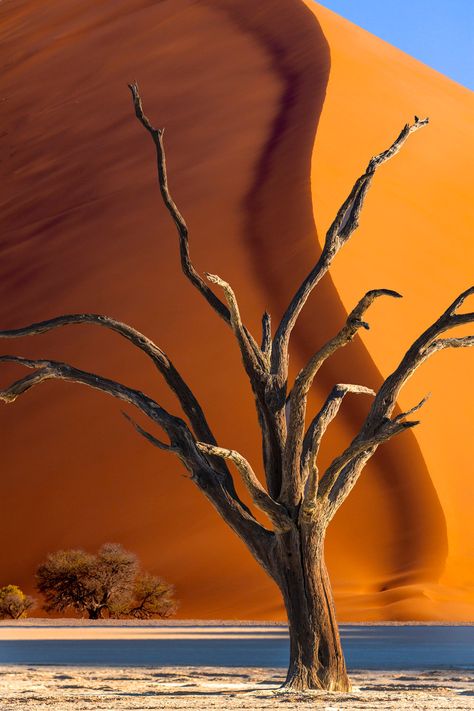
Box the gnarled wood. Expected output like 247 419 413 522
281 289 400 506
1 88 471 692
271 117 429 380
300 384 375 520
196 442 291 532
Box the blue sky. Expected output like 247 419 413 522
316 1 474 90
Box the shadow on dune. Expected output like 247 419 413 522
218 0 447 590
0 0 448 617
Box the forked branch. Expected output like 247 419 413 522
299 384 375 520
367 285 474 425
319 287 474 514
0 355 174 432
0 355 275 565
281 289 400 505
271 117 429 378
129 83 266 394
0 314 216 445
318 399 427 502
196 442 291 532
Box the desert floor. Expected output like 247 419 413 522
0 621 473 709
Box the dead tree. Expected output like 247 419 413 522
1 85 472 691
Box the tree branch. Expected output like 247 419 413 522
261 312 272 360
318 398 426 503
128 82 231 324
0 354 275 569
196 442 291 532
0 314 214 443
367 286 474 426
281 289 400 506
299 384 375 518
271 117 429 379
0 354 181 436
0 312 239 485
425 335 474 353
319 286 474 514
294 289 401 397
129 83 276 488
204 273 266 374
121 411 176 452
0 354 242 510
129 83 284 506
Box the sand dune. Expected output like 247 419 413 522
0 0 472 619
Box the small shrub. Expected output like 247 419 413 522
0 585 34 619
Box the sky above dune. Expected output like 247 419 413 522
316 1 474 90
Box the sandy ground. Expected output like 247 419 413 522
0 623 473 709
1 666 473 710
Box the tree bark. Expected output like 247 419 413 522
274 525 350 692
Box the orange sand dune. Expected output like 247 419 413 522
0 0 472 620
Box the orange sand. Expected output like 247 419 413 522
0 0 472 620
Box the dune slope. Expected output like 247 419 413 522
0 0 472 619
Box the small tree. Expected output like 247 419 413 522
114 573 177 619
37 543 137 619
1 86 472 690
0 585 34 619
36 543 175 619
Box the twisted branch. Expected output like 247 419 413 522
128 82 229 323
281 289 400 505
0 354 274 566
271 117 429 379
299 384 375 518
204 273 266 374
319 286 474 514
196 442 291 532
129 83 263 372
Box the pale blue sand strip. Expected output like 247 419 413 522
0 624 473 670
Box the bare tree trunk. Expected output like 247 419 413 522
275 526 350 691
87 607 103 620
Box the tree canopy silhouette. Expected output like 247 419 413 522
36 543 176 620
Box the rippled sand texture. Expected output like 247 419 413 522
0 0 473 619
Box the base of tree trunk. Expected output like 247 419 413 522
282 662 351 692
276 532 352 693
